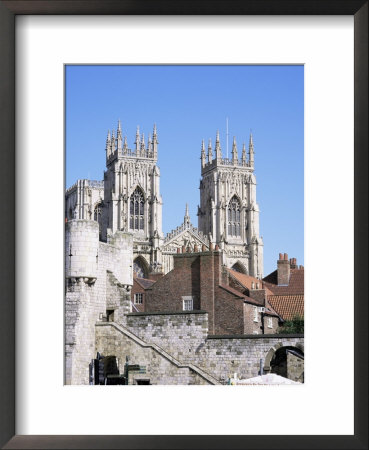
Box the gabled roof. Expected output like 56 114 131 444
267 295 304 321
227 269 274 296
218 284 263 306
134 277 156 289
163 217 209 249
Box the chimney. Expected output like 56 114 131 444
277 252 290 285
290 257 298 269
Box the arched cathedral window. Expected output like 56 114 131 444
130 188 145 231
94 203 102 222
228 196 241 237
133 258 147 278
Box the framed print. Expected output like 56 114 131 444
0 1 367 449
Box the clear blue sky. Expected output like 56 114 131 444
65 65 304 276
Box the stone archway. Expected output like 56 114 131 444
264 343 304 382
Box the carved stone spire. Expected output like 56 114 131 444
123 135 128 153
215 130 221 160
111 129 116 153
208 138 213 163
135 126 140 152
152 124 158 159
232 136 238 164
242 142 247 165
106 130 111 157
117 119 122 151
140 133 146 153
184 203 190 226
201 139 206 168
249 132 254 167
148 133 152 152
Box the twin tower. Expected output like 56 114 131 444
66 121 263 279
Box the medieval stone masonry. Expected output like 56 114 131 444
65 122 303 385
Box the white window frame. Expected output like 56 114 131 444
253 306 258 322
267 317 273 328
182 296 193 311
134 293 143 304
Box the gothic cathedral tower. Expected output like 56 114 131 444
102 121 164 276
198 131 263 279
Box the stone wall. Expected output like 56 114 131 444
95 322 218 385
124 311 304 383
196 335 303 382
126 311 208 364
287 351 304 382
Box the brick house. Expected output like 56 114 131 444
144 248 279 335
131 277 156 312
262 253 304 322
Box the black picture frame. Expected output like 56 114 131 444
0 1 367 449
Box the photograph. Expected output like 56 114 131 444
65 64 304 386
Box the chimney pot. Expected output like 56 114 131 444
284 253 288 261
279 253 283 260
209 243 214 251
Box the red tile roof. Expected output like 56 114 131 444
267 295 304 321
263 268 304 296
227 269 274 296
219 284 263 306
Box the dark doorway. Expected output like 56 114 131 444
135 379 150 385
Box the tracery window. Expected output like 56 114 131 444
133 258 147 278
130 188 145 231
228 196 241 237
94 202 103 239
94 203 102 222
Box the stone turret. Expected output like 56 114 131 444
65 220 99 283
